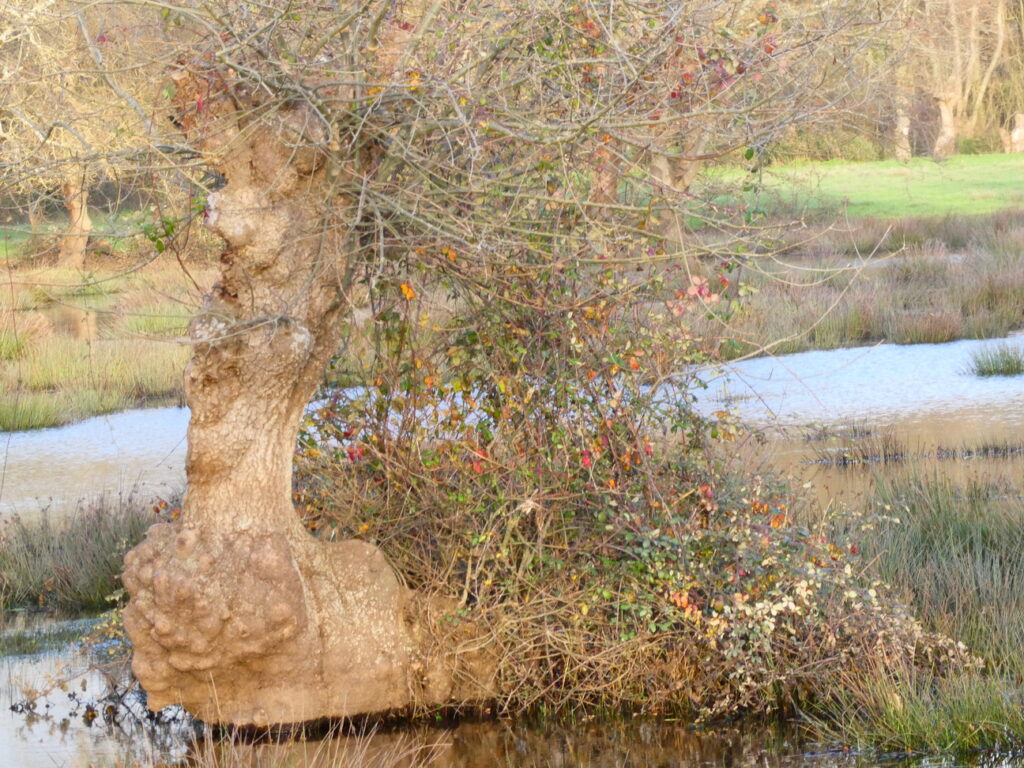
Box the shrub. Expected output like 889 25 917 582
294 257 969 719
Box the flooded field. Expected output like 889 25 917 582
0 407 188 520
1 336 1023 764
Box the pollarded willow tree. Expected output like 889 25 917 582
15 0 906 725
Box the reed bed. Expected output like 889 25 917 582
807 473 1024 752
0 493 168 611
692 224 1024 358
0 261 207 429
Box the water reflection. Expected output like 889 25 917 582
193 722 809 768
1 644 191 767
0 660 940 768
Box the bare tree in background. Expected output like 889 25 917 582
5 0 905 725
912 0 1009 156
0 3 161 266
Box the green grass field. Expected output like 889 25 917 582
753 154 1024 220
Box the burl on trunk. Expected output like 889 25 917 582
122 74 492 726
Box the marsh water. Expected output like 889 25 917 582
694 335 1024 507
1 334 1021 518
0 406 188 519
0 616 980 768
1 335 1023 765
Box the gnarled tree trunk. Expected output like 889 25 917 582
122 77 493 727
58 172 92 268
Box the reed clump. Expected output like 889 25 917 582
0 493 171 611
967 342 1024 376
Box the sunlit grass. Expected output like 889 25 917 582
0 390 132 431
690 232 1024 358
742 154 1024 220
117 300 191 338
0 328 27 360
0 257 210 429
8 336 187 397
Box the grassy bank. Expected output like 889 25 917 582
807 473 1024 753
689 212 1024 358
0 259 210 430
748 154 1024 220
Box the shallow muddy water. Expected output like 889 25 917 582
2 335 1022 518
697 335 1024 506
0 406 188 520
0 616 973 768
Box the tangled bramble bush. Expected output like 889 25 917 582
295 256 971 719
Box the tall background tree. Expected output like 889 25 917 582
912 0 1012 156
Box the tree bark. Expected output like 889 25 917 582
933 98 958 157
1010 113 1024 152
122 79 493 726
894 109 913 161
57 172 92 268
